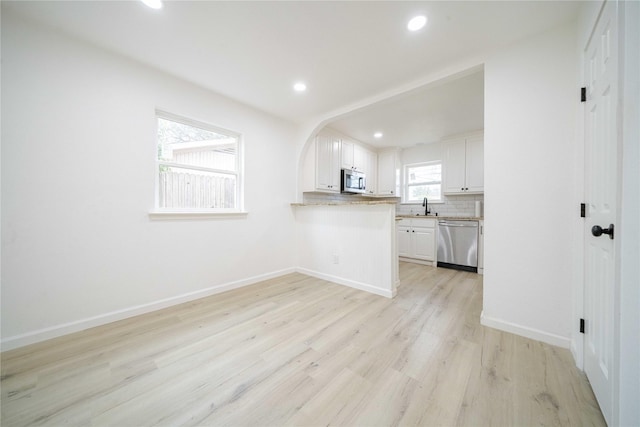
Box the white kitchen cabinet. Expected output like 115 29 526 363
377 149 400 196
397 218 436 264
315 134 341 192
412 226 436 260
397 224 411 257
364 149 378 196
478 220 484 275
443 134 484 195
341 139 366 171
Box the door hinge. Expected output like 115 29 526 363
580 318 585 334
581 87 587 102
580 203 586 218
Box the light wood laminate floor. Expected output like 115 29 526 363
2 263 605 426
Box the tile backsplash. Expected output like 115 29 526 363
302 192 484 218
396 194 484 218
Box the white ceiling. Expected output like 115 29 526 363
329 68 484 148
6 1 581 145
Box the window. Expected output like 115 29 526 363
404 161 442 203
155 112 242 212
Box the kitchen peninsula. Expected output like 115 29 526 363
292 201 399 298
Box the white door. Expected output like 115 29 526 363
584 1 619 424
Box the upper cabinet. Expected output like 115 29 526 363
364 150 378 195
377 149 400 196
343 139 379 196
314 134 341 192
300 129 399 198
341 139 367 171
443 133 484 195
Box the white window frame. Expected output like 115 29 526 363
403 161 443 203
149 110 246 220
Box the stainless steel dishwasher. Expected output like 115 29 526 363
437 220 479 272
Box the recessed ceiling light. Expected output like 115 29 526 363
407 15 427 32
374 132 383 138
293 82 307 92
141 0 163 9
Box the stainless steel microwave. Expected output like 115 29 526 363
341 169 366 194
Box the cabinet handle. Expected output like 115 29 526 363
391 191 394 194
412 230 415 232
461 187 464 191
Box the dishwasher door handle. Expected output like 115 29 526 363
439 223 478 227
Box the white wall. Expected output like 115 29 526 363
482 23 578 348
295 204 397 298
400 142 444 165
1 12 298 349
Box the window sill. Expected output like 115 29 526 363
148 210 249 220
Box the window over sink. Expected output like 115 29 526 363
403 161 442 203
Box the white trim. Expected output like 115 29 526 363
0 268 296 352
156 109 241 138
480 311 571 349
402 160 443 204
157 161 239 177
295 267 395 298
148 210 248 220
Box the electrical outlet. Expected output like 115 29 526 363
333 254 339 264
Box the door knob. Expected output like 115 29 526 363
591 224 614 239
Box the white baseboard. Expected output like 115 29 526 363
480 311 571 349
295 267 394 298
1 267 296 352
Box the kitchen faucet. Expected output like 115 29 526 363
422 197 431 216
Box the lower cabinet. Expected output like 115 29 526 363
397 218 436 264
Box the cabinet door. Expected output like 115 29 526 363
341 139 354 169
364 150 377 195
465 136 484 193
443 139 467 194
397 226 411 257
353 144 367 171
377 150 398 196
316 135 340 192
412 227 435 261
329 137 342 190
